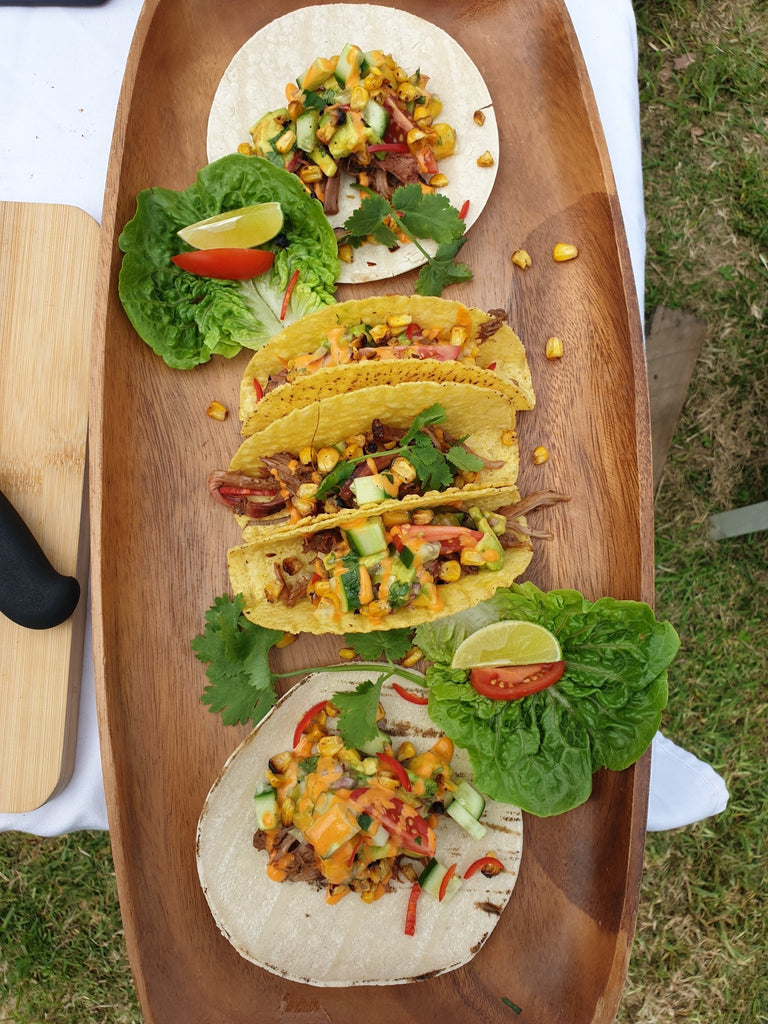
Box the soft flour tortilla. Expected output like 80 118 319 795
206 5 499 284
239 295 535 435
228 380 519 533
228 488 533 635
196 670 523 986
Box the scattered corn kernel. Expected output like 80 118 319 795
438 559 462 583
275 632 297 648
381 508 411 527
553 242 578 262
349 85 370 110
298 445 315 465
316 446 341 474
396 741 417 761
317 735 344 757
287 99 304 121
546 336 564 359
280 796 295 827
391 457 417 484
292 497 316 518
275 130 296 154
360 757 378 776
461 548 487 566
237 142 253 156
501 429 517 446
477 150 495 167
299 164 324 184
338 243 354 263
205 400 228 421
532 445 550 465
511 249 532 269
411 509 434 525
428 173 449 188
338 647 357 660
387 313 412 330
377 773 400 790
473 108 486 126
401 645 423 668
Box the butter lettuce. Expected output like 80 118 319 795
118 154 339 369
415 582 679 816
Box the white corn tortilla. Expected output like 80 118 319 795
206 5 499 284
197 670 523 986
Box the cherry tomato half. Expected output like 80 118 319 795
349 786 435 859
470 662 566 700
171 248 275 280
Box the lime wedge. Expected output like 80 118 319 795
177 203 284 249
451 620 562 669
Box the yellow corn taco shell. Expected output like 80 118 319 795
227 489 533 635
239 296 534 436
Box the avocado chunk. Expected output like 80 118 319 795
249 108 293 164
328 110 372 159
468 506 506 571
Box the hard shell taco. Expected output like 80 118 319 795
210 382 520 534
225 488 552 635
238 295 535 436
196 669 523 986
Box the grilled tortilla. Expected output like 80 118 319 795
196 669 523 986
239 295 534 436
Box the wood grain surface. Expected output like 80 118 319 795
0 202 96 813
89 1 653 1021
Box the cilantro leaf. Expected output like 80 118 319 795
415 236 473 296
446 444 485 473
400 403 447 446
333 676 384 749
192 594 283 727
393 184 466 244
343 629 415 662
313 457 357 500
342 193 400 247
408 441 456 491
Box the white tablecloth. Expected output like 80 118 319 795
0 0 728 834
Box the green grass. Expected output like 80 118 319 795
2 1 767 1021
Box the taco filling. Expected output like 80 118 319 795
253 697 489 907
239 46 455 215
210 403 502 525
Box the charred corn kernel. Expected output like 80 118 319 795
279 796 295 827
397 81 420 103
461 548 487 566
206 400 227 421
553 242 578 262
275 632 297 648
396 741 417 761
266 770 283 788
532 445 550 465
400 862 419 883
291 497 316 518
367 599 392 618
316 447 341 474
363 71 383 90
369 323 390 341
430 123 456 159
357 171 371 188
349 85 369 110
501 429 517 446
317 735 344 757
298 163 323 184
268 750 293 773
429 173 449 188
338 243 354 263
511 248 532 269
473 108 486 126
381 508 411 527
344 443 364 460
376 702 387 722
264 580 284 603
296 483 318 500
394 66 409 82
324 701 339 717
377 773 400 790
287 99 304 121
342 747 362 767
477 150 495 167
413 104 432 126
346 433 366 447
338 647 357 660
411 508 434 525
237 142 253 156
546 336 564 359
360 757 378 776
275 130 296 154
391 457 416 483
298 445 315 465
360 889 379 904
387 313 412 330
439 559 462 583
406 127 426 146
401 646 423 668
314 580 332 597
285 82 304 104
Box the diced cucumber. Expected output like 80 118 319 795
359 729 391 755
343 516 387 557
253 788 279 831
350 475 391 506
295 109 319 153
447 798 487 841
418 858 463 902
329 565 361 612
453 778 486 820
468 506 506 571
361 98 388 139
335 43 364 86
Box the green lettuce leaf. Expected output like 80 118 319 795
118 154 339 369
416 582 679 816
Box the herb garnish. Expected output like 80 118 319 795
338 183 472 296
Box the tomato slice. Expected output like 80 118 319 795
171 248 274 280
349 787 435 858
395 523 485 555
469 662 566 700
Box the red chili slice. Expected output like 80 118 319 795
458 199 470 220
378 752 411 792
405 881 421 935
280 268 300 320
464 856 505 878
292 699 328 748
438 862 457 901
369 142 410 153
252 378 264 402
392 682 429 706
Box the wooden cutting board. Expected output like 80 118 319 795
0 202 98 813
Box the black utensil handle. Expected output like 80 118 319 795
0 489 80 630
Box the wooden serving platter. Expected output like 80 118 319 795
90 1 652 1021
